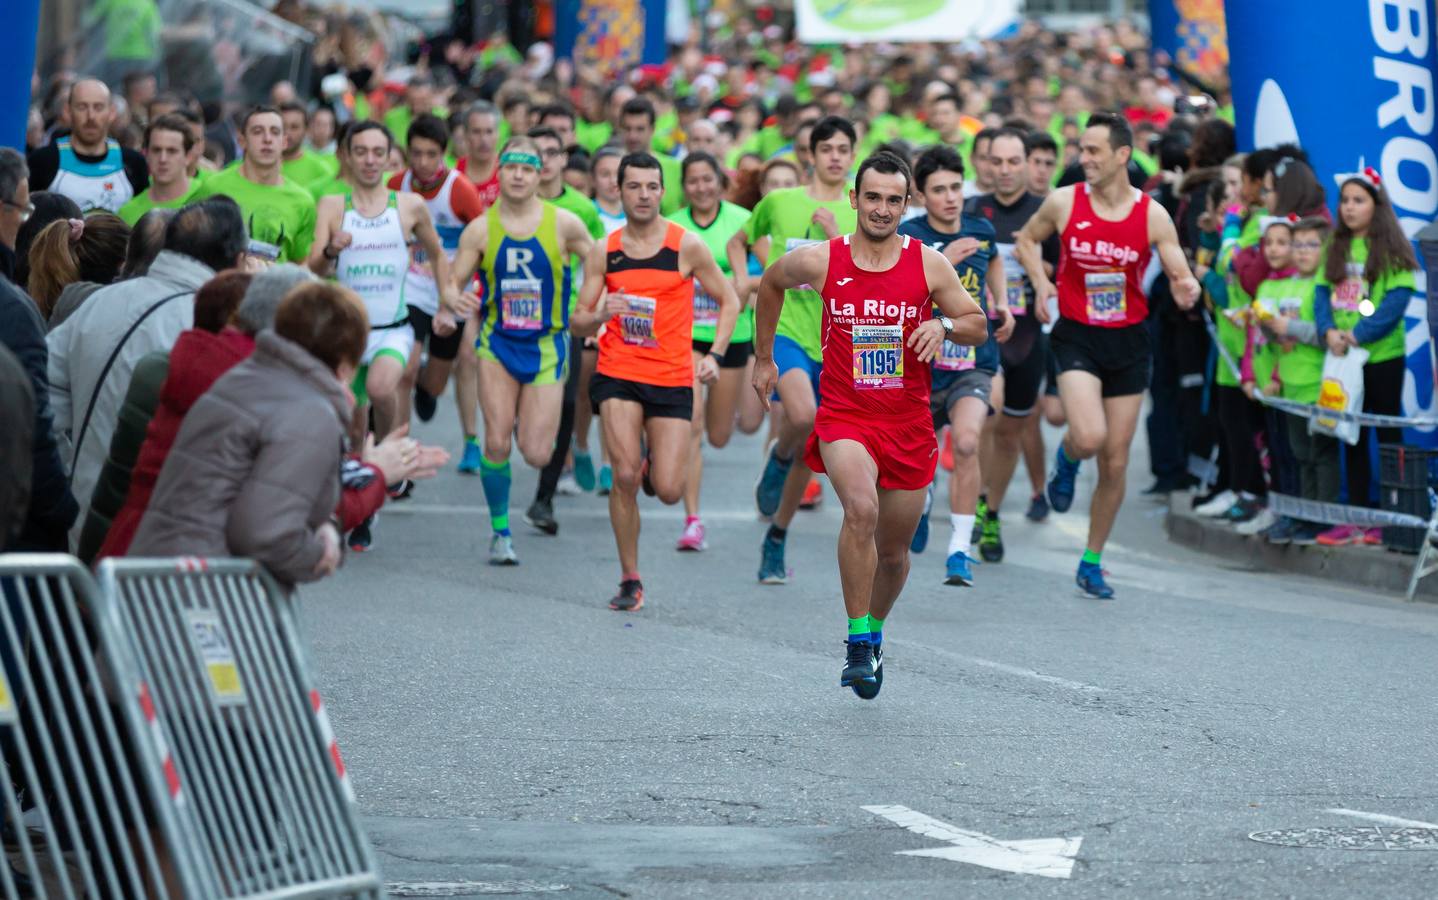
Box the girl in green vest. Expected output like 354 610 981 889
1314 169 1420 538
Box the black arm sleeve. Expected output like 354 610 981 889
26 144 59 193
121 148 150 194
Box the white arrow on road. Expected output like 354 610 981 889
863 804 1083 879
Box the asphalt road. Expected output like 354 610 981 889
297 401 1438 898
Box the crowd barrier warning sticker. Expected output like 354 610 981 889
185 609 246 706
0 670 14 724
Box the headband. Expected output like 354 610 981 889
500 151 542 169
1259 213 1300 233
1334 165 1382 192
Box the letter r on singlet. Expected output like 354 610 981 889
505 247 537 280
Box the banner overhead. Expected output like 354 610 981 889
794 0 1019 44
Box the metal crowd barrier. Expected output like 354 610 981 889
0 554 381 899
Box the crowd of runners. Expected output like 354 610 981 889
4 15 1426 698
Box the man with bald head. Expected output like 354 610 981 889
28 78 149 214
684 119 721 157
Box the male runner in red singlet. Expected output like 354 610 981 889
1015 112 1200 600
753 151 986 698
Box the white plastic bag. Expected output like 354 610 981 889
1310 347 1370 446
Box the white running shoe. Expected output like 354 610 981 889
489 534 518 565
555 473 582 496
1235 507 1277 536
1195 489 1238 517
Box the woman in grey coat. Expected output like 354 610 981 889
130 282 370 588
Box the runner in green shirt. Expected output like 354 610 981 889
670 152 759 552
194 107 316 263
119 114 199 225
279 102 339 187
730 115 858 584
617 98 683 215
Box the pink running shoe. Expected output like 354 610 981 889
1362 527 1384 546
1315 524 1362 546
677 517 706 552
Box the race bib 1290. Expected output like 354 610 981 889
1084 270 1126 324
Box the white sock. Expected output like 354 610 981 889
949 514 975 557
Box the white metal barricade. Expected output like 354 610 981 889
0 553 176 898
93 557 382 899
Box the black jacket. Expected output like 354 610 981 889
0 279 78 550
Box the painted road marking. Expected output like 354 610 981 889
863 804 1083 879
1325 808 1438 829
892 639 1108 694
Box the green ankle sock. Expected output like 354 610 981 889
867 615 885 640
847 617 870 639
466 434 479 447
1081 548 1101 566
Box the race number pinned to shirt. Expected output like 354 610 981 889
852 324 904 390
934 339 976 372
693 284 720 329
500 278 544 331
618 293 659 347
1332 262 1366 313
1084 270 1126 324
999 244 1027 316
0 670 15 724
786 238 822 291
1278 295 1304 317
185 609 246 706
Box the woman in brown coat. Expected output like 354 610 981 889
130 282 369 587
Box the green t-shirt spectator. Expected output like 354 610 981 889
577 120 613 153
1317 236 1417 364
744 186 857 362
195 168 316 263
118 181 200 226
88 0 160 62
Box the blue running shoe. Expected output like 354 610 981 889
841 638 877 687
758 533 788 584
1047 446 1080 513
458 442 482 474
910 485 933 554
574 451 597 492
1076 561 1114 599
597 465 613 496
755 445 793 517
944 551 975 586
852 640 883 699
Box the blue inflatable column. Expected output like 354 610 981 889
1 0 40 151
1228 0 1438 442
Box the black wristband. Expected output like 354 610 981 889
708 350 725 367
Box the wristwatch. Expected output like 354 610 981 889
938 315 954 336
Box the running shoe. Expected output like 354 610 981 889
1235 506 1277 536
574 451 597 492
972 496 988 545
800 477 823 509
556 473 583 496
488 533 518 565
413 384 437 422
1220 498 1262 524
1194 489 1237 517
458 442 482 474
944 550 975 586
910 485 933 554
608 579 644 612
1363 527 1384 546
1315 524 1363 546
755 445 793 516
1289 521 1324 546
1076 561 1114 599
1263 516 1300 545
524 499 558 536
978 512 1004 563
852 641 883 700
841 639 877 687
939 426 954 473
387 479 414 500
1046 447 1080 513
1026 493 1050 522
677 518 706 552
347 516 373 553
597 465 613 496
758 533 787 584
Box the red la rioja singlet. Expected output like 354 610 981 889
818 234 933 419
1055 183 1153 327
